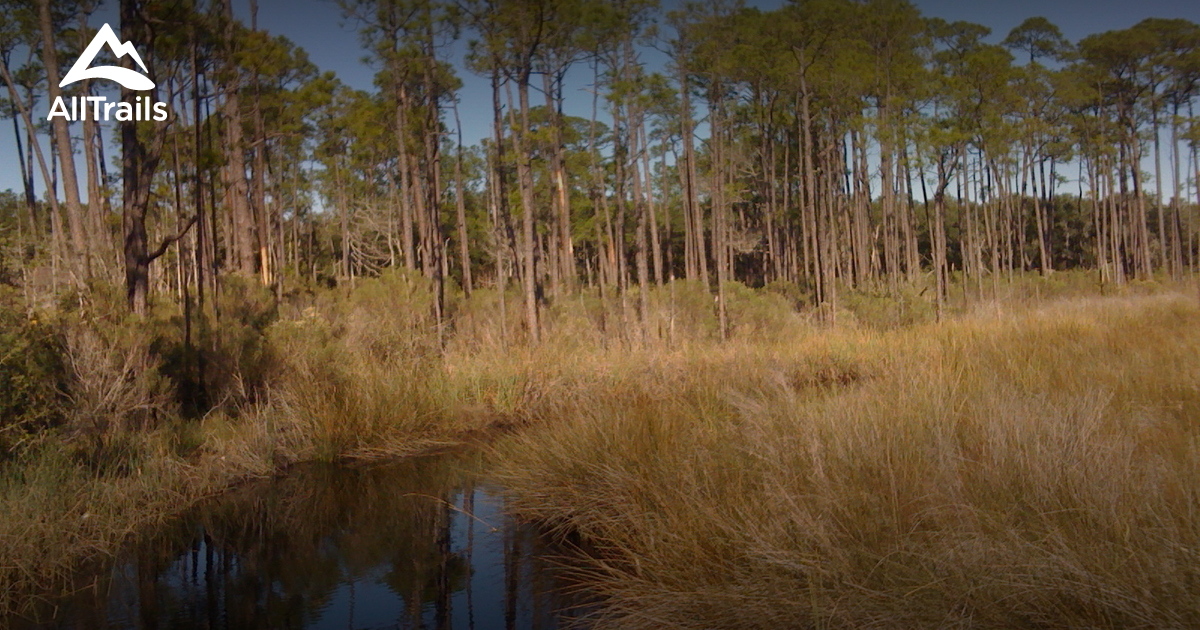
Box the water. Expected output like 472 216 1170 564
12 454 589 629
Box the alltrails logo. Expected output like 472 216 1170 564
47 23 168 122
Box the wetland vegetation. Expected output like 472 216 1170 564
3 0 1200 626
5 275 1200 627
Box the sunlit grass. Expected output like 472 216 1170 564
494 293 1200 629
2 273 1197 623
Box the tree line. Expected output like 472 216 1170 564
2 0 1199 340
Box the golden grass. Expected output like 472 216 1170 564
494 293 1200 629
3 274 1197 623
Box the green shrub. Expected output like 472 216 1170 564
724 281 798 340
841 284 935 328
0 232 17 289
202 277 279 406
650 279 720 341
763 279 814 309
145 278 280 415
0 289 64 456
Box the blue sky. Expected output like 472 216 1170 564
2 0 1199 199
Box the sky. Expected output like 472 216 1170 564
2 0 1199 199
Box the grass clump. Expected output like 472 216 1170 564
494 293 1200 629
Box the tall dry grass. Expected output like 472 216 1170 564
494 293 1200 629
3 271 1195 621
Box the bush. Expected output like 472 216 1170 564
0 290 64 457
650 280 720 342
725 281 798 340
143 277 280 416
61 322 175 438
763 279 814 309
449 286 528 352
840 284 935 328
200 277 279 408
321 268 443 360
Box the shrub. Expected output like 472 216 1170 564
0 289 64 457
61 322 175 437
840 283 935 328
200 277 279 408
724 281 798 340
649 280 720 342
763 279 814 309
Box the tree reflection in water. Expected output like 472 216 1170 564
14 454 588 629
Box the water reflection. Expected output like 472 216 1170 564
14 454 586 629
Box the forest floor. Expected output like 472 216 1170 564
2 274 1199 624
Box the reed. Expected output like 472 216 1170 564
494 294 1200 629
2 273 1196 623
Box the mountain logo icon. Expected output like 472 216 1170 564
60 23 154 91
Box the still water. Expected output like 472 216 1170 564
14 454 588 629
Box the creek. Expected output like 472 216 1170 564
13 453 588 629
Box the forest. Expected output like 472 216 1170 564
3 0 1200 627
0 0 1197 328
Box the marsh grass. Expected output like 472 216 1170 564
0 421 274 615
494 294 1200 629
2 272 1197 623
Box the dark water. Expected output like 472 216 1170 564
12 454 589 629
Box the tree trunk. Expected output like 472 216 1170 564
513 71 540 343
38 0 89 282
542 71 574 293
679 66 705 284
120 0 173 314
217 0 255 277
1152 100 1166 273
452 100 472 297
640 119 662 286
